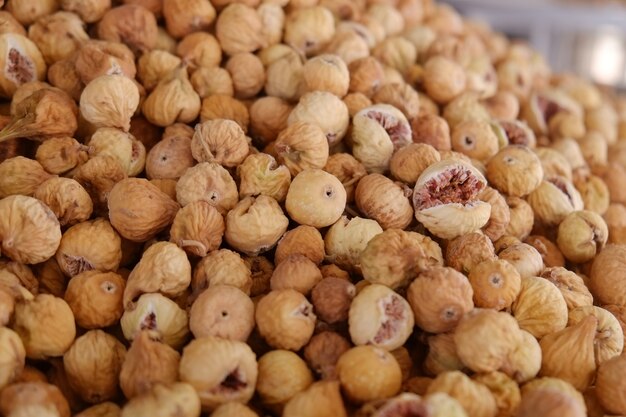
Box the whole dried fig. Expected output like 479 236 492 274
539 315 597 390
511 276 568 338
119 330 179 399
108 178 180 242
0 195 61 264
63 329 126 403
123 242 191 308
361 229 443 290
408 267 474 334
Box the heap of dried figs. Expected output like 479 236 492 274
0 0 625 416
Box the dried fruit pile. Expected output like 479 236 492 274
0 0 626 416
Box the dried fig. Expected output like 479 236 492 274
123 242 191 308
412 159 491 239
454 308 522 373
63 330 126 403
407 267 474 334
539 315 597 390
55 218 122 277
511 276 568 338
0 195 61 264
108 178 180 242
169 201 224 258
119 330 179 399
349 284 414 351
179 336 258 411
361 229 443 290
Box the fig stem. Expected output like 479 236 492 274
343 177 360 188
344 205 359 218
179 239 208 255
0 116 39 143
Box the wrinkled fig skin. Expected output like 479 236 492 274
0 1 625 416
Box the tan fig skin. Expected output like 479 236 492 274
468 259 521 310
79 74 139 132
324 216 382 272
64 270 125 329
189 285 254 342
179 336 258 411
169 201 224 258
287 91 350 146
142 65 201 127
408 267 474 334
0 195 61 264
568 305 624 365
337 345 402 404
255 289 316 351
283 381 348 417
426 371 497 417
360 229 443 290
445 232 496 274
275 122 329 176
303 332 350 380
225 195 289 256
270 254 322 295
276 225 325 265
120 382 201 417
0 327 24 391
424 333 465 375
590 245 626 305
192 249 252 296
0 1 624 415
63 330 126 403
256 350 313 410
512 276 568 339
108 178 180 242
123 242 191 309
119 330 179 399
540 316 597 390
286 169 347 229
120 293 190 350
238 153 291 203
516 388 586 417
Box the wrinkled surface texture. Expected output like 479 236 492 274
0 1 624 416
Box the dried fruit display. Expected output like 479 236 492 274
0 0 625 415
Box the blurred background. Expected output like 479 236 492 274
442 0 626 90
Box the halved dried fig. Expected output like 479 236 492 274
351 104 411 173
412 159 491 239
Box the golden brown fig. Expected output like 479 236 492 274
408 267 473 334
596 353 626 415
361 229 443 290
108 178 180 242
511 276 568 338
454 308 522 373
0 195 61 264
589 244 626 305
539 315 598 390
169 201 224 258
119 330 180 399
63 329 126 403
517 387 586 417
